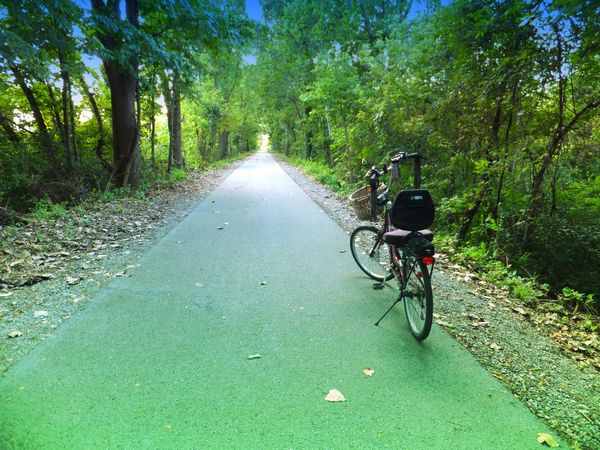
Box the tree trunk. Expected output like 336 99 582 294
92 0 141 189
150 93 156 172
59 53 74 165
219 130 229 160
79 75 110 172
45 83 66 151
161 73 175 172
304 105 313 159
12 65 53 157
0 112 20 142
171 73 183 169
456 102 503 242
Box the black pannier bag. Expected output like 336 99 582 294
391 189 435 231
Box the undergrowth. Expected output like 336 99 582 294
286 156 352 196
435 234 598 331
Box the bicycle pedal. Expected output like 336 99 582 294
372 283 384 290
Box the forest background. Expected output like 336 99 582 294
0 0 598 316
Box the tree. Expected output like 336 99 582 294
90 0 141 189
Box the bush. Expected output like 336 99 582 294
30 196 69 220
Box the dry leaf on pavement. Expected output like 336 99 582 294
325 389 346 402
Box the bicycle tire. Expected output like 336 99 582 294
350 225 393 282
403 257 433 340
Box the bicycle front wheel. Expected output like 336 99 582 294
403 258 433 341
350 225 393 282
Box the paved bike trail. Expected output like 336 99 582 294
0 152 564 449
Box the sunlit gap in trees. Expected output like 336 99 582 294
259 134 270 153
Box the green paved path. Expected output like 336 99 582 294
0 153 564 449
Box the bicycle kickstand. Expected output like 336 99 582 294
374 287 404 327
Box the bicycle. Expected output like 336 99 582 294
349 153 436 341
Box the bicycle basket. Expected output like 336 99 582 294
349 184 387 220
391 189 435 231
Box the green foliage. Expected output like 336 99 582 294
289 157 348 195
257 0 600 313
169 168 187 183
30 196 68 220
559 288 596 314
444 239 545 305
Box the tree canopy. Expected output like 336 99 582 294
1 0 598 308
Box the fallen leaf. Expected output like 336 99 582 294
325 389 346 402
537 432 559 447
248 354 261 360
164 424 172 430
490 343 502 351
8 330 22 338
66 276 80 285
363 368 375 377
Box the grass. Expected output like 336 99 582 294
284 156 353 196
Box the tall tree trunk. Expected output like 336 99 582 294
527 97 600 223
78 75 110 172
11 65 53 157
150 91 156 172
0 112 20 143
171 73 183 169
45 83 66 151
68 81 78 163
91 0 141 189
161 73 174 172
304 105 313 159
219 130 229 160
59 53 73 165
456 102 503 242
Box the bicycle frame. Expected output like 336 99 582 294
362 153 435 331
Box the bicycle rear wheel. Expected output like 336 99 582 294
350 225 393 282
403 257 433 340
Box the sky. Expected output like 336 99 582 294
245 0 264 23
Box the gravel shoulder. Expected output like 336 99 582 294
1 154 598 449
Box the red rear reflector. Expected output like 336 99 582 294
422 256 435 265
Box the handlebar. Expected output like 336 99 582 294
365 152 422 189
391 152 420 163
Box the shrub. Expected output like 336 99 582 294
31 196 69 220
